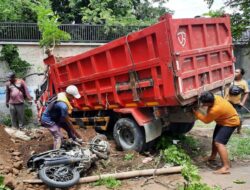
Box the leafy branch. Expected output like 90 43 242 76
31 0 71 49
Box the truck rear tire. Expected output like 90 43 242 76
113 118 145 152
168 122 194 134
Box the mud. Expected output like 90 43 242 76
0 125 249 190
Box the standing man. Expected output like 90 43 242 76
193 91 240 174
224 68 249 134
5 71 33 129
41 85 83 149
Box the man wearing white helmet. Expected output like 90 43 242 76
41 85 82 149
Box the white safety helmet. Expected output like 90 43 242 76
66 85 81 99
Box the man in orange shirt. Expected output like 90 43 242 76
193 91 240 174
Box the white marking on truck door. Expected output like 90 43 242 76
176 60 180 71
177 31 186 47
178 77 183 93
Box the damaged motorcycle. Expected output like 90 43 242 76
27 135 110 188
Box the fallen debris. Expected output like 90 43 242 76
142 157 153 164
23 166 182 184
233 179 246 184
5 127 31 141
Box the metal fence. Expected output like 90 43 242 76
0 22 145 43
0 22 249 44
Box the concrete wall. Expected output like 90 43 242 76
234 45 250 79
0 43 249 124
0 42 102 123
234 45 250 109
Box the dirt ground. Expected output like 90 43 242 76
0 122 250 190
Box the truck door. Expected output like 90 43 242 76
167 16 235 104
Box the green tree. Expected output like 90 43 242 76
81 0 136 25
80 0 172 36
203 9 225 18
205 0 250 42
133 0 171 22
81 0 171 26
49 0 172 24
32 0 71 49
51 0 89 23
0 0 36 22
0 0 172 25
0 0 172 42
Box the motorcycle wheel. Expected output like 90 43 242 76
38 165 80 188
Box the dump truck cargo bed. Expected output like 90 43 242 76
44 14 234 110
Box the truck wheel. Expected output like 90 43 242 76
113 118 145 152
168 122 194 134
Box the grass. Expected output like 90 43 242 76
0 176 11 190
193 120 250 160
194 120 215 128
157 124 250 162
24 106 33 124
124 153 134 161
228 128 250 160
243 128 250 136
93 177 121 189
157 134 201 157
0 115 12 127
158 139 222 190
242 113 250 118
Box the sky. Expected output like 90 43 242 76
159 0 230 18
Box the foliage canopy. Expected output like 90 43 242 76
81 0 171 26
0 0 172 25
205 0 250 43
31 0 71 48
0 45 31 78
0 0 36 22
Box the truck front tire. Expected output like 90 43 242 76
113 118 145 152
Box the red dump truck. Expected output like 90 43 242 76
36 14 235 152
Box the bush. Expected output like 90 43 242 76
0 176 11 190
1 115 12 127
0 44 31 78
93 177 121 189
124 153 134 161
162 145 191 166
158 138 221 190
156 136 173 150
24 106 33 124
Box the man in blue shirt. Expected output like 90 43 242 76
41 85 82 149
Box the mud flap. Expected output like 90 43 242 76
143 119 162 143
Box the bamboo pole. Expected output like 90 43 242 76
23 166 182 184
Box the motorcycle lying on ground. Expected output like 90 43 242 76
27 135 110 188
